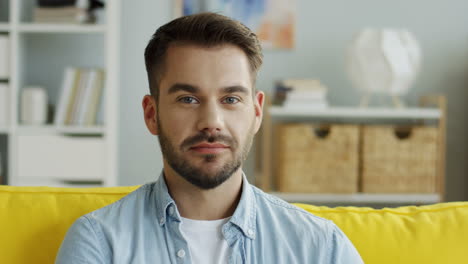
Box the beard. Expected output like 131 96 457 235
157 114 255 190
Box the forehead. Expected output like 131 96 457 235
160 44 253 94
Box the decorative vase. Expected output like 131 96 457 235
21 86 48 125
346 28 422 106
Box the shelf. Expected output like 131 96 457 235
17 125 105 135
269 106 442 120
0 23 10 31
0 127 10 134
15 178 103 188
1 0 120 188
270 192 441 204
17 23 106 33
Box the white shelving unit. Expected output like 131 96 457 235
16 125 106 135
257 96 447 205
0 0 120 187
17 23 107 33
269 106 442 120
270 192 441 205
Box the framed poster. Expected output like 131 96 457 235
173 0 296 49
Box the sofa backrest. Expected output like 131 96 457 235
297 202 468 264
1 185 467 263
0 185 138 263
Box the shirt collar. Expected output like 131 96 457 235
154 172 178 226
153 170 257 240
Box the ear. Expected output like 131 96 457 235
142 94 159 135
253 90 265 134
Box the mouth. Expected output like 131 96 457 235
189 142 230 154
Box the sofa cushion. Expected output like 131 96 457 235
296 202 468 264
1 185 467 263
0 185 138 263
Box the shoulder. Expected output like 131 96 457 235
56 183 157 262
250 185 363 262
251 185 334 234
85 182 156 222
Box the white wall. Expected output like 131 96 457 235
118 0 169 185
119 0 468 201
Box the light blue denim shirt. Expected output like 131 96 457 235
56 172 363 263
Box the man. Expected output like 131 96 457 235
56 13 363 263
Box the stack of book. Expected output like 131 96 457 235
0 83 8 126
274 79 329 110
55 67 105 126
0 35 9 80
34 0 91 23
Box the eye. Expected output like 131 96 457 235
222 97 240 104
178 96 199 104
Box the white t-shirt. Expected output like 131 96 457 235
180 217 231 264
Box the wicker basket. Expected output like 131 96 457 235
275 123 359 193
361 125 438 193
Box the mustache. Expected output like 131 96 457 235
181 131 237 150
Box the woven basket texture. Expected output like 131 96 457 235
275 123 359 193
362 125 438 193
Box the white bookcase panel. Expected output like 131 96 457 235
17 135 105 180
18 24 106 33
0 0 120 187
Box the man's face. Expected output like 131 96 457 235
146 44 264 189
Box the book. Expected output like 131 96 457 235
281 79 327 92
0 35 9 80
54 67 78 126
55 67 105 127
34 7 88 23
77 69 96 125
95 84 105 126
0 83 8 126
64 69 82 125
274 79 329 107
282 101 328 110
71 69 89 125
287 91 327 101
84 70 105 126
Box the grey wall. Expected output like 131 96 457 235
119 0 468 201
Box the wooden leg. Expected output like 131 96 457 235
419 95 447 202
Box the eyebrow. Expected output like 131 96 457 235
221 85 249 95
167 83 199 94
167 83 250 95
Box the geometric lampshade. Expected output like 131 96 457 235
346 28 422 96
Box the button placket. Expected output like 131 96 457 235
168 206 175 216
177 249 186 258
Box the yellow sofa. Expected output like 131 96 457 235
1 185 467 263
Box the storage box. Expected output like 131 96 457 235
275 123 359 193
17 135 105 181
361 125 438 193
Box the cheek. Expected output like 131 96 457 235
159 109 194 142
226 109 255 140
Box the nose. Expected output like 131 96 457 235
196 100 224 135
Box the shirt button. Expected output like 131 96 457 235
168 206 174 216
177 249 186 258
248 229 254 236
159 218 164 225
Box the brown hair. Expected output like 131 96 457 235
144 12 263 100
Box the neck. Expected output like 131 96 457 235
163 164 243 220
